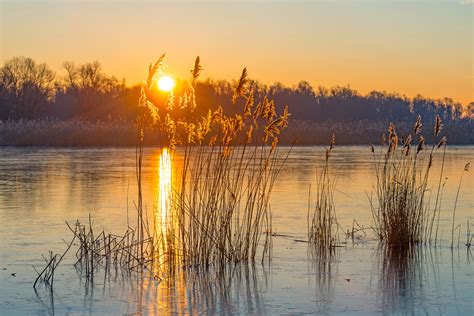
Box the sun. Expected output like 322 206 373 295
157 75 175 92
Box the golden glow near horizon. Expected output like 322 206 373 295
157 76 175 92
1 2 472 104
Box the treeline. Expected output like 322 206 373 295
1 57 472 145
0 57 139 120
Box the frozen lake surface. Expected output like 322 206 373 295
0 146 472 315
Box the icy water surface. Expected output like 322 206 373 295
0 146 472 315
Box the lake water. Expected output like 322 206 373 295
0 146 472 315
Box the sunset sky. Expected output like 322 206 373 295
1 0 472 104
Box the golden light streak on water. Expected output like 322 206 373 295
153 147 174 268
159 148 172 233
151 148 192 314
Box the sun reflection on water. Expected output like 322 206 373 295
158 148 172 232
151 148 183 312
154 147 177 272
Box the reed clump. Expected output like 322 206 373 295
307 139 340 314
67 216 164 276
308 134 339 251
144 57 291 268
33 55 291 288
369 115 448 246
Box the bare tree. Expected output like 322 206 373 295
62 61 123 118
0 57 55 119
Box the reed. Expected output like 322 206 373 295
63 218 163 278
451 162 470 248
308 134 339 252
33 225 77 290
33 55 291 287
2 116 471 147
148 57 291 268
307 145 339 313
369 115 448 246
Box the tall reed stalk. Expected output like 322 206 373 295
451 162 470 248
308 134 339 251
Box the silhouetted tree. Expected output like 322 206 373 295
0 56 471 144
468 102 474 119
0 57 55 119
60 61 124 119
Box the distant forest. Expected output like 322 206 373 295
1 57 472 145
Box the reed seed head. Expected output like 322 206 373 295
413 115 422 135
404 134 412 147
330 133 336 151
437 136 447 149
232 67 248 103
190 56 202 84
434 115 443 137
417 136 425 154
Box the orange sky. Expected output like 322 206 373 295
1 1 472 104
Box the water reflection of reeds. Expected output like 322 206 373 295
179 263 268 315
308 245 339 314
79 262 268 315
33 255 268 315
377 245 425 314
378 245 474 315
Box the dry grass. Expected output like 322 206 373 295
124 55 290 270
33 235 76 291
2 117 471 146
369 115 448 246
33 55 291 288
152 57 291 268
0 119 139 146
